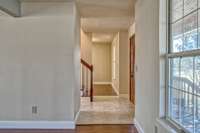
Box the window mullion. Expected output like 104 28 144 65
197 0 199 49
182 0 184 52
193 57 196 133
179 57 182 123
167 49 200 58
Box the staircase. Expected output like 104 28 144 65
80 59 93 102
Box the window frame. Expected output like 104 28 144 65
166 0 200 132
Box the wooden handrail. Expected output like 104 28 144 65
81 59 93 71
80 59 93 102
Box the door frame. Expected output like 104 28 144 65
129 35 135 104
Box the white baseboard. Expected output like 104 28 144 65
75 110 80 123
0 121 75 129
134 119 144 133
94 82 111 85
111 83 119 95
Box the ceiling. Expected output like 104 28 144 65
20 0 73 2
19 0 135 42
77 0 134 18
77 0 135 42
92 33 114 43
81 17 133 33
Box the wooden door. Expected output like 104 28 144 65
129 35 135 104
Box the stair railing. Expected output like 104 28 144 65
80 59 93 102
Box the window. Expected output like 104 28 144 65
167 0 200 132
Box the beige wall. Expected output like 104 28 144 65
119 31 129 94
111 31 129 95
73 4 81 119
111 33 120 94
0 2 80 122
134 0 160 132
92 43 111 83
129 23 135 38
81 30 92 64
134 0 173 132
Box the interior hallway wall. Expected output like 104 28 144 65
92 42 111 84
73 4 81 119
129 23 135 38
111 33 120 94
119 31 129 94
134 0 160 132
81 30 92 64
111 31 129 95
0 2 80 122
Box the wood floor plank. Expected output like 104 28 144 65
94 85 117 96
0 125 138 133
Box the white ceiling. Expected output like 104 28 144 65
77 0 134 18
20 0 73 2
78 0 135 42
19 0 135 42
81 17 133 33
92 33 114 43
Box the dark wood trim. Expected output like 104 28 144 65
81 59 93 71
90 66 93 102
129 35 135 104
129 37 131 102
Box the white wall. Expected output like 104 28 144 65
134 0 177 132
111 31 129 95
119 31 129 94
81 30 92 64
0 2 80 122
111 33 120 94
73 4 81 120
134 0 160 132
129 23 135 38
92 43 111 83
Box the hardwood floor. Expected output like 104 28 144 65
94 85 117 96
0 125 138 133
75 125 138 133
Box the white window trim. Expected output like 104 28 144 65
165 0 200 132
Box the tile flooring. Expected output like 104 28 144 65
76 95 134 125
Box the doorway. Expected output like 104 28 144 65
77 31 135 125
129 35 135 104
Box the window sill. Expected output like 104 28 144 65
156 118 183 133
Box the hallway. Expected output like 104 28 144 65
76 96 134 125
93 85 117 96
